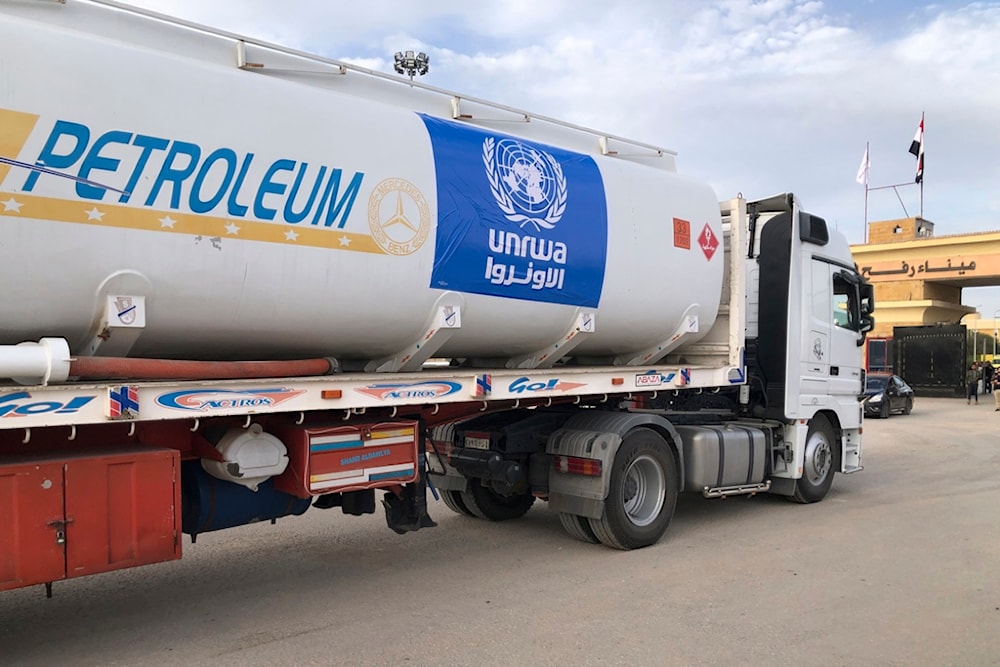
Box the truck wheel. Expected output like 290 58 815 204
588 428 678 550
558 513 600 544
880 401 890 419
440 490 476 517
460 479 535 521
903 399 913 415
791 414 836 504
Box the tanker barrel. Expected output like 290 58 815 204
0 338 71 385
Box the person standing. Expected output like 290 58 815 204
985 361 995 394
967 363 979 404
993 370 1000 410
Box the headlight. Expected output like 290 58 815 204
868 392 883 403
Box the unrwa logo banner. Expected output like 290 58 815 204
418 114 607 307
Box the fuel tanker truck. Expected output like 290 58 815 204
0 0 875 595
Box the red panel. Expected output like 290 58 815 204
64 448 181 578
274 421 419 498
0 462 66 591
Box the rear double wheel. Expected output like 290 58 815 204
460 478 535 521
558 513 600 544
440 490 476 517
587 428 678 550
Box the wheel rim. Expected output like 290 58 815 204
621 454 665 527
803 430 832 485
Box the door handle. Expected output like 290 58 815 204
47 518 74 546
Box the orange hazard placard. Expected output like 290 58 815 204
673 218 691 249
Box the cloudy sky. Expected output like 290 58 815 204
123 0 1000 311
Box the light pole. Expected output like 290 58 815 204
970 306 982 363
393 50 430 81
993 309 1000 359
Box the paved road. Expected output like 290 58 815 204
1 397 999 666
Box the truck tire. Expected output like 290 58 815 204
440 490 476 517
460 479 535 521
558 513 600 544
791 414 836 504
587 428 678 550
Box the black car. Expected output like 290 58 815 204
863 373 914 418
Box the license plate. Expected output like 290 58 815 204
465 436 490 450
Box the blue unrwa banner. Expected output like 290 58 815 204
419 114 608 307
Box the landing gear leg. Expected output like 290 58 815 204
383 427 438 534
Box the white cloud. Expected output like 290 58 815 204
106 1 1000 221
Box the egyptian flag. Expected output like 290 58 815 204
908 116 924 183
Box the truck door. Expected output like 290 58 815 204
828 269 866 398
801 259 833 403
802 262 866 406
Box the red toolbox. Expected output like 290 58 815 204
273 421 420 498
0 446 180 591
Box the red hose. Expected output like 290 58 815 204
69 356 337 381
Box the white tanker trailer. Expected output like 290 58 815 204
0 0 721 371
0 0 874 596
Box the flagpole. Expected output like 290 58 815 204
919 112 924 219
908 112 925 219
863 140 869 241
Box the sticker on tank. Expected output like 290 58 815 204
0 107 396 254
419 114 608 308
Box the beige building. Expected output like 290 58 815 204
850 217 1000 344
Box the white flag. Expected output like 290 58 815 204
856 145 870 185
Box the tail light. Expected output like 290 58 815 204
554 455 602 477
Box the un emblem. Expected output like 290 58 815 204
483 137 567 231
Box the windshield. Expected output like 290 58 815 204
866 376 889 391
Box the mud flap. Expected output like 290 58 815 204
382 480 437 534
383 439 438 534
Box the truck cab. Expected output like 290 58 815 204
749 193 874 423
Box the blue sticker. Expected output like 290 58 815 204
419 114 607 307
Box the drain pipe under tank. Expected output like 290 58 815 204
0 338 339 385
0 338 72 385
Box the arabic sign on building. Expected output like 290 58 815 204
859 257 979 282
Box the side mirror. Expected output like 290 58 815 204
857 279 875 344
